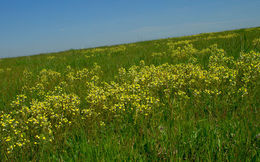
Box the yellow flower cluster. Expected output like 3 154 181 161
253 38 260 47
155 41 213 61
66 63 102 82
167 40 195 48
38 69 61 83
83 45 126 58
1 90 83 153
166 33 239 47
170 43 199 59
47 56 56 60
151 52 165 57
206 33 239 40
1 43 259 155
85 80 160 119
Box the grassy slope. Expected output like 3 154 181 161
0 27 260 161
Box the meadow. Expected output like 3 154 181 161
0 27 259 161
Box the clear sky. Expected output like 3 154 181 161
0 0 260 58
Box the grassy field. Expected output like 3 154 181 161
0 27 260 161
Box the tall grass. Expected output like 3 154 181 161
0 27 259 161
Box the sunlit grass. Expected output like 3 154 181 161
0 27 259 161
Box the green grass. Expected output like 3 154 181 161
0 26 260 161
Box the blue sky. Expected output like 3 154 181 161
0 0 260 58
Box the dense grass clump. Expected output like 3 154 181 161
0 27 260 161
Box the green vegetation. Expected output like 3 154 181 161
0 27 260 161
